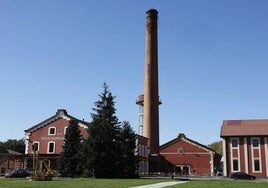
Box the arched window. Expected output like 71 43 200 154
48 127 56 135
32 142 40 152
64 126 68 135
47 141 55 154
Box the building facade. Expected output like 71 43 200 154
0 150 25 175
160 133 222 176
24 109 89 170
22 109 149 175
221 120 268 178
136 135 149 175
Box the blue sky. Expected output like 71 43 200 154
1 0 268 146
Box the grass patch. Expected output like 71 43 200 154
170 180 268 188
0 177 171 188
1 177 268 188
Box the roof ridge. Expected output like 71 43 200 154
24 109 89 133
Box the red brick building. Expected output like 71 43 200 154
0 150 25 175
160 133 222 176
24 109 89 170
22 109 149 174
136 135 149 175
221 120 268 178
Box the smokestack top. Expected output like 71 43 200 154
146 9 158 18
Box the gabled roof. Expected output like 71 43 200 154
160 133 216 153
221 119 268 137
24 109 89 134
7 149 23 155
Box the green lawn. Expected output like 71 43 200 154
1 177 268 188
170 180 268 188
0 177 171 188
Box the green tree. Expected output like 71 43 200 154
117 121 138 178
208 140 223 156
2 139 25 154
0 142 8 153
84 83 121 178
58 119 83 177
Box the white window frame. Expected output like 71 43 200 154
47 141 55 154
64 126 68 135
231 138 238 148
48 127 56 135
232 158 239 172
252 137 260 148
230 137 240 172
251 137 262 173
32 141 40 152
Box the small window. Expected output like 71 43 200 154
48 142 55 153
231 139 238 148
233 159 239 171
254 159 260 171
252 138 259 147
178 148 184 154
48 127 56 135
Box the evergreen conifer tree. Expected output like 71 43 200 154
83 83 139 178
118 121 138 178
58 119 82 177
85 83 121 178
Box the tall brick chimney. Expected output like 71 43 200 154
143 9 160 154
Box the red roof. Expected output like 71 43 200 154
221 119 268 137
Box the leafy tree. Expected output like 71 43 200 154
84 83 121 178
208 140 223 156
58 119 83 177
0 139 25 154
0 139 25 168
0 142 8 153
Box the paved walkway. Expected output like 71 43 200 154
130 181 187 188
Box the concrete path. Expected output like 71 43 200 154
130 181 187 188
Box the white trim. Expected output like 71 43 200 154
25 133 30 154
230 137 240 172
160 152 210 155
244 137 249 173
252 137 260 148
222 139 227 176
265 137 268 177
64 126 68 135
48 126 56 135
32 141 40 153
47 141 55 154
182 138 212 153
26 111 88 134
78 122 88 129
251 137 262 173
210 151 214 176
